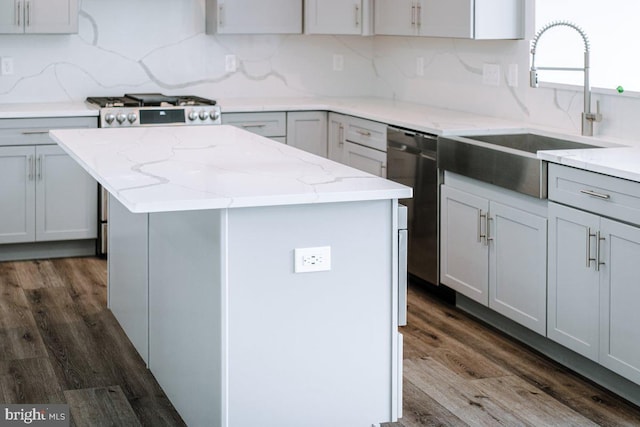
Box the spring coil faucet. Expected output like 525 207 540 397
530 20 602 136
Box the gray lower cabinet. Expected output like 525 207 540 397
286 111 327 157
441 175 547 335
0 144 97 244
549 201 640 383
327 112 387 177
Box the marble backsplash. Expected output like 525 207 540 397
1 0 639 145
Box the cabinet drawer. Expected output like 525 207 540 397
222 112 286 137
549 164 640 225
345 116 387 152
0 117 97 146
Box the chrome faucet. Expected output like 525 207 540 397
530 21 602 136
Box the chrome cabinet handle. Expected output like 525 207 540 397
36 155 42 181
28 155 34 180
26 1 30 26
356 129 371 137
596 231 605 271
580 189 611 200
338 124 344 146
219 4 224 27
17 0 20 26
411 4 416 25
355 4 360 27
485 215 493 245
240 123 267 128
478 210 487 243
21 130 49 135
586 228 596 268
416 2 421 27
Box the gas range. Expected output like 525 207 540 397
86 93 221 128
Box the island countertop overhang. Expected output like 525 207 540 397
49 125 412 213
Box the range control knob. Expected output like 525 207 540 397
127 113 138 124
116 113 127 124
209 110 220 121
188 110 198 121
199 110 209 121
104 113 115 125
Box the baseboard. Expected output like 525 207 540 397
456 294 640 409
0 240 97 261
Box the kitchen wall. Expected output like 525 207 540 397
1 0 639 145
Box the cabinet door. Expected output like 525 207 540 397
420 0 473 38
488 201 547 335
286 111 328 157
0 0 22 33
327 113 346 162
0 146 35 243
548 202 600 361
35 145 97 241
374 0 416 36
212 0 302 34
343 142 386 178
599 218 640 385
440 185 489 305
305 0 362 35
25 0 78 34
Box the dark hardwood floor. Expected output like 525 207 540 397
2 257 640 426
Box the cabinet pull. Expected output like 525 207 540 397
21 130 49 135
478 210 487 243
596 231 605 272
219 4 224 27
579 189 611 200
411 4 416 25
36 155 42 181
338 124 344 146
26 1 30 26
416 2 422 27
357 129 371 137
16 0 20 26
485 215 493 245
28 155 34 181
355 4 360 27
240 123 267 128
586 227 596 268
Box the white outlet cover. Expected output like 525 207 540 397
482 63 501 86
225 54 237 73
294 246 331 273
1 57 14 76
416 57 424 77
333 54 344 72
507 63 518 87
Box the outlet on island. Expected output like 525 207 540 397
294 246 331 273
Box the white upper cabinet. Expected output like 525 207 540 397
206 0 302 34
0 0 78 34
374 0 524 39
305 0 373 35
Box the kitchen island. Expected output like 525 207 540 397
49 125 411 427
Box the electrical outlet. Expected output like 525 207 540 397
416 57 424 77
294 246 331 273
1 57 14 76
482 63 501 86
333 54 344 72
225 54 237 72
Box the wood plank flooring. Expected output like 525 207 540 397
1 257 640 426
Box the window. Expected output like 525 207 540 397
534 1 637 93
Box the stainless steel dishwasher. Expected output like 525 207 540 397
387 127 439 285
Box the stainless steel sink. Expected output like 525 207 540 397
437 133 596 198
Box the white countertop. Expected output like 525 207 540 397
539 147 640 182
0 102 99 118
50 125 412 213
